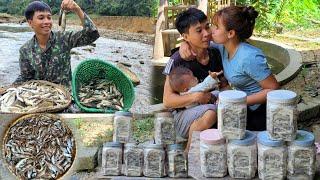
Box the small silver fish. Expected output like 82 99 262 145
58 9 66 32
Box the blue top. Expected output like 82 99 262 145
292 130 315 147
258 131 284 147
229 130 256 146
211 42 272 110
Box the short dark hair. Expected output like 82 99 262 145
175 8 207 34
25 1 52 20
169 66 193 92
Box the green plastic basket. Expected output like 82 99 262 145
72 59 135 113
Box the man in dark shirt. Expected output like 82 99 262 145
162 8 227 151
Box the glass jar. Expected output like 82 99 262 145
124 143 144 177
218 90 247 139
227 130 257 179
102 142 122 176
257 131 287 180
154 112 175 144
287 130 316 179
143 144 165 177
167 144 188 178
200 129 227 177
113 111 132 143
267 90 297 141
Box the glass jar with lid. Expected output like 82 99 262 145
227 130 257 179
257 131 287 179
167 144 188 178
113 111 133 143
154 112 175 144
218 90 247 139
287 130 316 179
143 144 165 177
102 142 122 176
124 143 143 177
267 90 298 141
200 129 227 177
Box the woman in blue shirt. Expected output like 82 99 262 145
179 6 279 130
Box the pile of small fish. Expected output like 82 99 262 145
3 114 75 179
0 81 70 113
78 79 124 110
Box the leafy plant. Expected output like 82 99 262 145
132 116 154 143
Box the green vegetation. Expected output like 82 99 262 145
133 116 155 143
236 0 320 34
0 0 158 17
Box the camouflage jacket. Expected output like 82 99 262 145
15 13 100 87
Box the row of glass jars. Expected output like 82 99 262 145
218 90 298 141
102 142 188 178
200 129 316 179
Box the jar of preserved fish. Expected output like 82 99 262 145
227 130 257 179
102 142 122 176
113 111 132 143
200 129 227 177
124 143 144 177
168 144 188 178
287 130 316 179
143 144 165 177
267 90 297 141
218 90 247 139
154 112 175 144
257 131 287 180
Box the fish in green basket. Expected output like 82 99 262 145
78 79 124 110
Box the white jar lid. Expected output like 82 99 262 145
219 90 247 103
267 90 297 104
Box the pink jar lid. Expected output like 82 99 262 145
200 129 225 145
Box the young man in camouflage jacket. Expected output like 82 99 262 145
15 0 99 87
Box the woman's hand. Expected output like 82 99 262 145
179 41 196 60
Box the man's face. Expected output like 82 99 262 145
28 11 52 36
183 20 211 49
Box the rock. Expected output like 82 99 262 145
73 147 99 171
116 63 140 85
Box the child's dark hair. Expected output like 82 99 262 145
214 6 258 41
169 66 193 92
25 1 51 20
175 8 207 34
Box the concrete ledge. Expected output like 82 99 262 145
249 37 303 85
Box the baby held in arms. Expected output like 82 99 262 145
168 66 222 107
